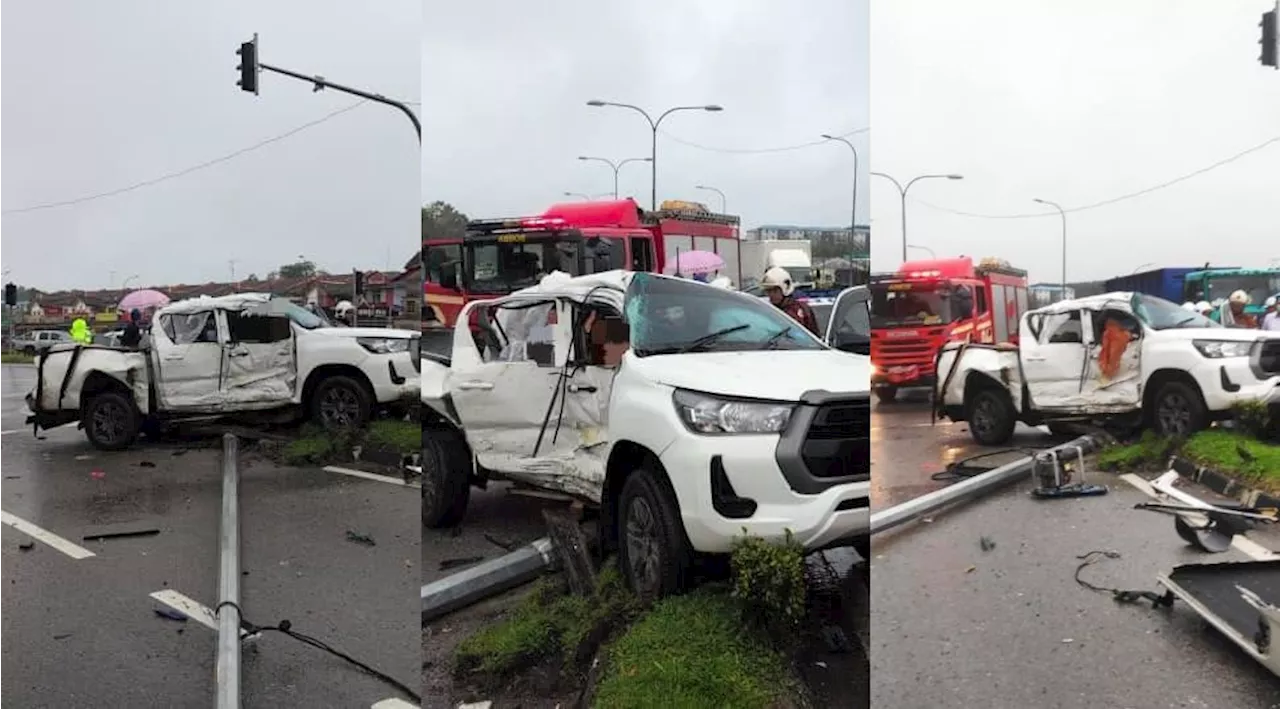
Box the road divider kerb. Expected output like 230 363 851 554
323 465 420 488
1 510 96 559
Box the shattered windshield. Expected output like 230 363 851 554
624 273 826 356
870 283 952 328
272 300 324 329
1131 294 1219 330
465 236 582 294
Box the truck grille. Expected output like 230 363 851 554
873 338 937 372
1260 340 1280 376
801 397 870 481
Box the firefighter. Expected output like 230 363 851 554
1221 290 1257 329
1196 301 1213 318
68 318 93 345
761 266 819 335
1263 295 1280 331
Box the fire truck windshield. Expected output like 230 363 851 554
464 235 583 294
870 283 953 328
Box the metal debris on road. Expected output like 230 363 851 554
483 533 516 551
979 536 996 551
18 541 34 551
345 530 377 547
155 608 190 622
82 527 161 542
543 509 595 595
90 471 106 480
139 461 156 468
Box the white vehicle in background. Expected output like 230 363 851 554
934 292 1280 445
10 330 73 355
26 293 420 450
741 240 814 292
422 270 871 600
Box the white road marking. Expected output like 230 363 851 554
148 589 254 638
323 465 420 489
1 510 95 559
1119 473 1275 562
0 429 23 436
371 699 419 709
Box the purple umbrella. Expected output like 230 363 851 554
118 289 170 312
662 250 725 277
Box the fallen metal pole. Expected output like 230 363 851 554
421 537 555 622
215 434 241 709
870 435 1100 536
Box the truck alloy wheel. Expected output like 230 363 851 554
624 497 663 595
1152 382 1206 438
968 389 1015 445
421 428 471 528
618 467 690 603
311 376 371 429
84 391 140 451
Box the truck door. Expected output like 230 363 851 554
220 307 296 406
1020 308 1089 411
1079 307 1142 408
826 287 871 355
153 309 224 411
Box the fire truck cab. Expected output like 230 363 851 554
869 256 1029 402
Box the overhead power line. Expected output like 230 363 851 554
661 127 869 154
2 101 369 216
911 134 1280 220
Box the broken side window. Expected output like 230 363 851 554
160 311 217 345
1041 311 1083 344
571 302 629 367
1089 309 1141 343
226 310 292 344
493 300 556 366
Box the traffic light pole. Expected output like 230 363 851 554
258 63 422 142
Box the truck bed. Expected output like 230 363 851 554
1159 559 1280 676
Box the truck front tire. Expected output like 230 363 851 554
1150 381 1208 438
421 427 471 528
617 464 692 604
83 390 141 451
310 375 372 429
967 388 1016 446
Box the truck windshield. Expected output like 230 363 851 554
1190 274 1280 308
625 273 826 356
465 236 582 294
870 284 952 328
1132 294 1218 330
278 301 325 329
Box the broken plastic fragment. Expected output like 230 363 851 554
155 608 189 622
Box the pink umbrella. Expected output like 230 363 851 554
662 250 725 276
118 289 170 312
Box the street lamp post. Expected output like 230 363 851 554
907 244 937 259
1032 198 1068 299
870 172 964 262
586 100 723 210
695 185 726 213
578 156 652 199
822 135 862 285
563 192 592 201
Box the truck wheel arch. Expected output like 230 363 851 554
601 440 680 554
301 364 376 408
80 370 134 403
962 370 1012 408
1143 369 1209 423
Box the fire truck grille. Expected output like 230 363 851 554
802 398 870 481
875 339 936 361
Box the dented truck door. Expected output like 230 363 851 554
152 309 224 411
1078 307 1143 408
219 308 296 407
1020 308 1089 411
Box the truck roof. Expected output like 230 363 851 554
160 292 273 315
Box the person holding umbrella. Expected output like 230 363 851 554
121 309 144 348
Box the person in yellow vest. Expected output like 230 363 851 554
69 318 93 344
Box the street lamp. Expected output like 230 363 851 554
1032 198 1068 299
907 244 937 259
1130 263 1154 274
578 156 652 199
822 135 863 284
870 172 963 262
586 100 723 210
695 185 726 213
121 274 141 291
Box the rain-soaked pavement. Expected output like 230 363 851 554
1 364 420 708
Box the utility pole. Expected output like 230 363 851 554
235 34 421 142
1261 3 1279 69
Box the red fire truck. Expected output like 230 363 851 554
869 256 1029 402
423 198 740 328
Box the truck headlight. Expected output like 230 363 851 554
672 389 794 434
357 337 410 355
1192 340 1253 359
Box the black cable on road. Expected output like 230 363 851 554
1073 550 1175 608
929 446 1053 483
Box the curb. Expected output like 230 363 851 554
1168 455 1280 509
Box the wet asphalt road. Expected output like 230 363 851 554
1 365 420 708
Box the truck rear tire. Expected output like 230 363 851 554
83 390 141 451
1150 381 1208 438
617 463 693 604
967 388 1016 446
421 427 472 528
310 375 372 430
874 386 898 403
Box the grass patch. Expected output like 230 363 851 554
1 352 34 364
1182 429 1280 494
594 589 798 709
281 429 338 466
365 418 419 455
1095 430 1174 472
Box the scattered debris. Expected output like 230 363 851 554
979 536 996 552
53 633 73 640
83 527 160 542
819 625 851 653
1061 638 1074 644
439 556 485 571
171 450 187 457
1031 446 1108 499
965 565 977 573
345 530 376 547
3 475 19 480
138 461 156 468
18 541 34 551
544 509 596 595
483 533 516 551
75 454 93 461
89 471 107 480
154 608 189 622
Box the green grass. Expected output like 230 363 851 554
1095 431 1171 472
1 352 34 364
593 590 798 709
1182 429 1280 494
281 433 338 466
365 418 419 454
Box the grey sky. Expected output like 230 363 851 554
422 0 869 233
2 0 420 292
870 0 1279 283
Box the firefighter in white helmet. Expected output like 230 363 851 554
761 266 819 335
1219 289 1257 328
1181 302 1197 312
1196 301 1213 317
1262 295 1280 331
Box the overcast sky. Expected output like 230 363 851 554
871 0 1279 283
2 0 419 292
422 0 869 233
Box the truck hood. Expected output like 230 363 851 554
626 349 870 402
309 326 419 340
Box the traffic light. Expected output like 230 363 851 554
4 283 16 307
236 35 259 93
354 270 364 296
1262 9 1278 68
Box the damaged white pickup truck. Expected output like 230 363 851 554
935 292 1280 445
26 293 421 450
422 270 870 600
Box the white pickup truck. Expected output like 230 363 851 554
934 292 1280 444
26 293 421 450
422 270 870 600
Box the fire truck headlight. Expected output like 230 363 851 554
1191 340 1253 359
672 389 794 434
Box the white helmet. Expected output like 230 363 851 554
1181 302 1197 312
1266 295 1278 309
1229 290 1250 305
760 266 794 296
709 276 733 290
1196 301 1212 313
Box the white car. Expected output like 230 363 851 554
26 293 420 450
11 330 72 355
422 270 870 600
935 291 1280 444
